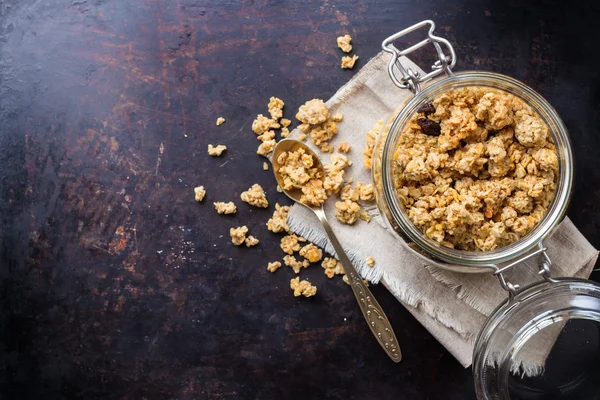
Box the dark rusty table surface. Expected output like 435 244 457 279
2 0 600 399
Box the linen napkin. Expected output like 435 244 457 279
286 51 599 369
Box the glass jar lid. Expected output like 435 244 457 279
473 278 600 399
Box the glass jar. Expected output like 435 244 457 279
373 20 600 399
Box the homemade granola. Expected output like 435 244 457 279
299 243 323 263
290 277 317 297
284 255 309 274
194 186 206 202
241 183 269 208
296 99 330 125
364 120 384 169
216 117 225 126
245 235 259 247
393 86 558 251
230 226 248 246
208 144 227 156
335 199 361 225
252 114 280 134
322 257 345 278
267 261 282 273
280 234 306 254
341 55 359 69
337 34 352 53
266 203 290 233
337 141 351 153
214 201 237 214
276 147 328 206
257 139 276 157
332 112 344 122
268 97 284 120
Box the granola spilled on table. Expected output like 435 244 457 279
230 226 248 246
284 255 310 274
208 144 227 156
280 233 305 255
245 235 259 247
216 117 225 126
290 277 317 297
266 203 291 233
214 201 237 215
393 86 558 251
194 186 206 202
336 34 352 53
341 55 359 70
267 261 282 273
240 183 269 208
322 257 345 278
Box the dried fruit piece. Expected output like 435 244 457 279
417 102 436 115
416 118 441 136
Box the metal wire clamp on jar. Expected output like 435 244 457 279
373 21 600 400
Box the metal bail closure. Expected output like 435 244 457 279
381 20 456 94
492 242 557 299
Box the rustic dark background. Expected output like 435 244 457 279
1 0 600 399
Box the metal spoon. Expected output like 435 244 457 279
272 139 402 363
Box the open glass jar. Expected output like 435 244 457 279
373 21 600 399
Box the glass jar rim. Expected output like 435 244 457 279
378 71 574 267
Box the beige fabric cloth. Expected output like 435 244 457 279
286 51 599 368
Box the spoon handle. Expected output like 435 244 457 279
313 207 402 363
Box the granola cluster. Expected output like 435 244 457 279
214 201 237 214
341 55 359 70
336 34 352 53
296 99 340 152
208 144 227 157
230 226 259 247
393 86 558 251
216 117 225 126
241 184 269 208
290 277 317 298
266 203 290 233
194 186 206 202
252 97 289 158
275 147 327 206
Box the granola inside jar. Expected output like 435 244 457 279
393 86 559 252
373 71 573 270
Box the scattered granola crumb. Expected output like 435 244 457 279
364 120 384 169
208 144 227 156
245 235 259 247
216 117 225 126
280 118 291 128
342 274 350 285
266 203 290 233
320 145 334 153
290 277 317 297
335 199 361 224
284 255 307 274
341 55 359 69
337 141 351 153
299 133 307 141
365 256 375 267
230 226 248 246
357 182 375 201
322 257 345 278
276 185 283 193
280 127 290 138
267 261 282 273
340 183 359 202
194 186 206 202
337 34 352 53
299 243 323 263
280 234 305 254
214 201 237 214
263 162 269 171
309 120 338 146
268 97 285 120
241 183 269 208
296 99 330 125
252 114 280 135
257 130 275 142
257 139 276 157
332 112 344 122
358 210 371 222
